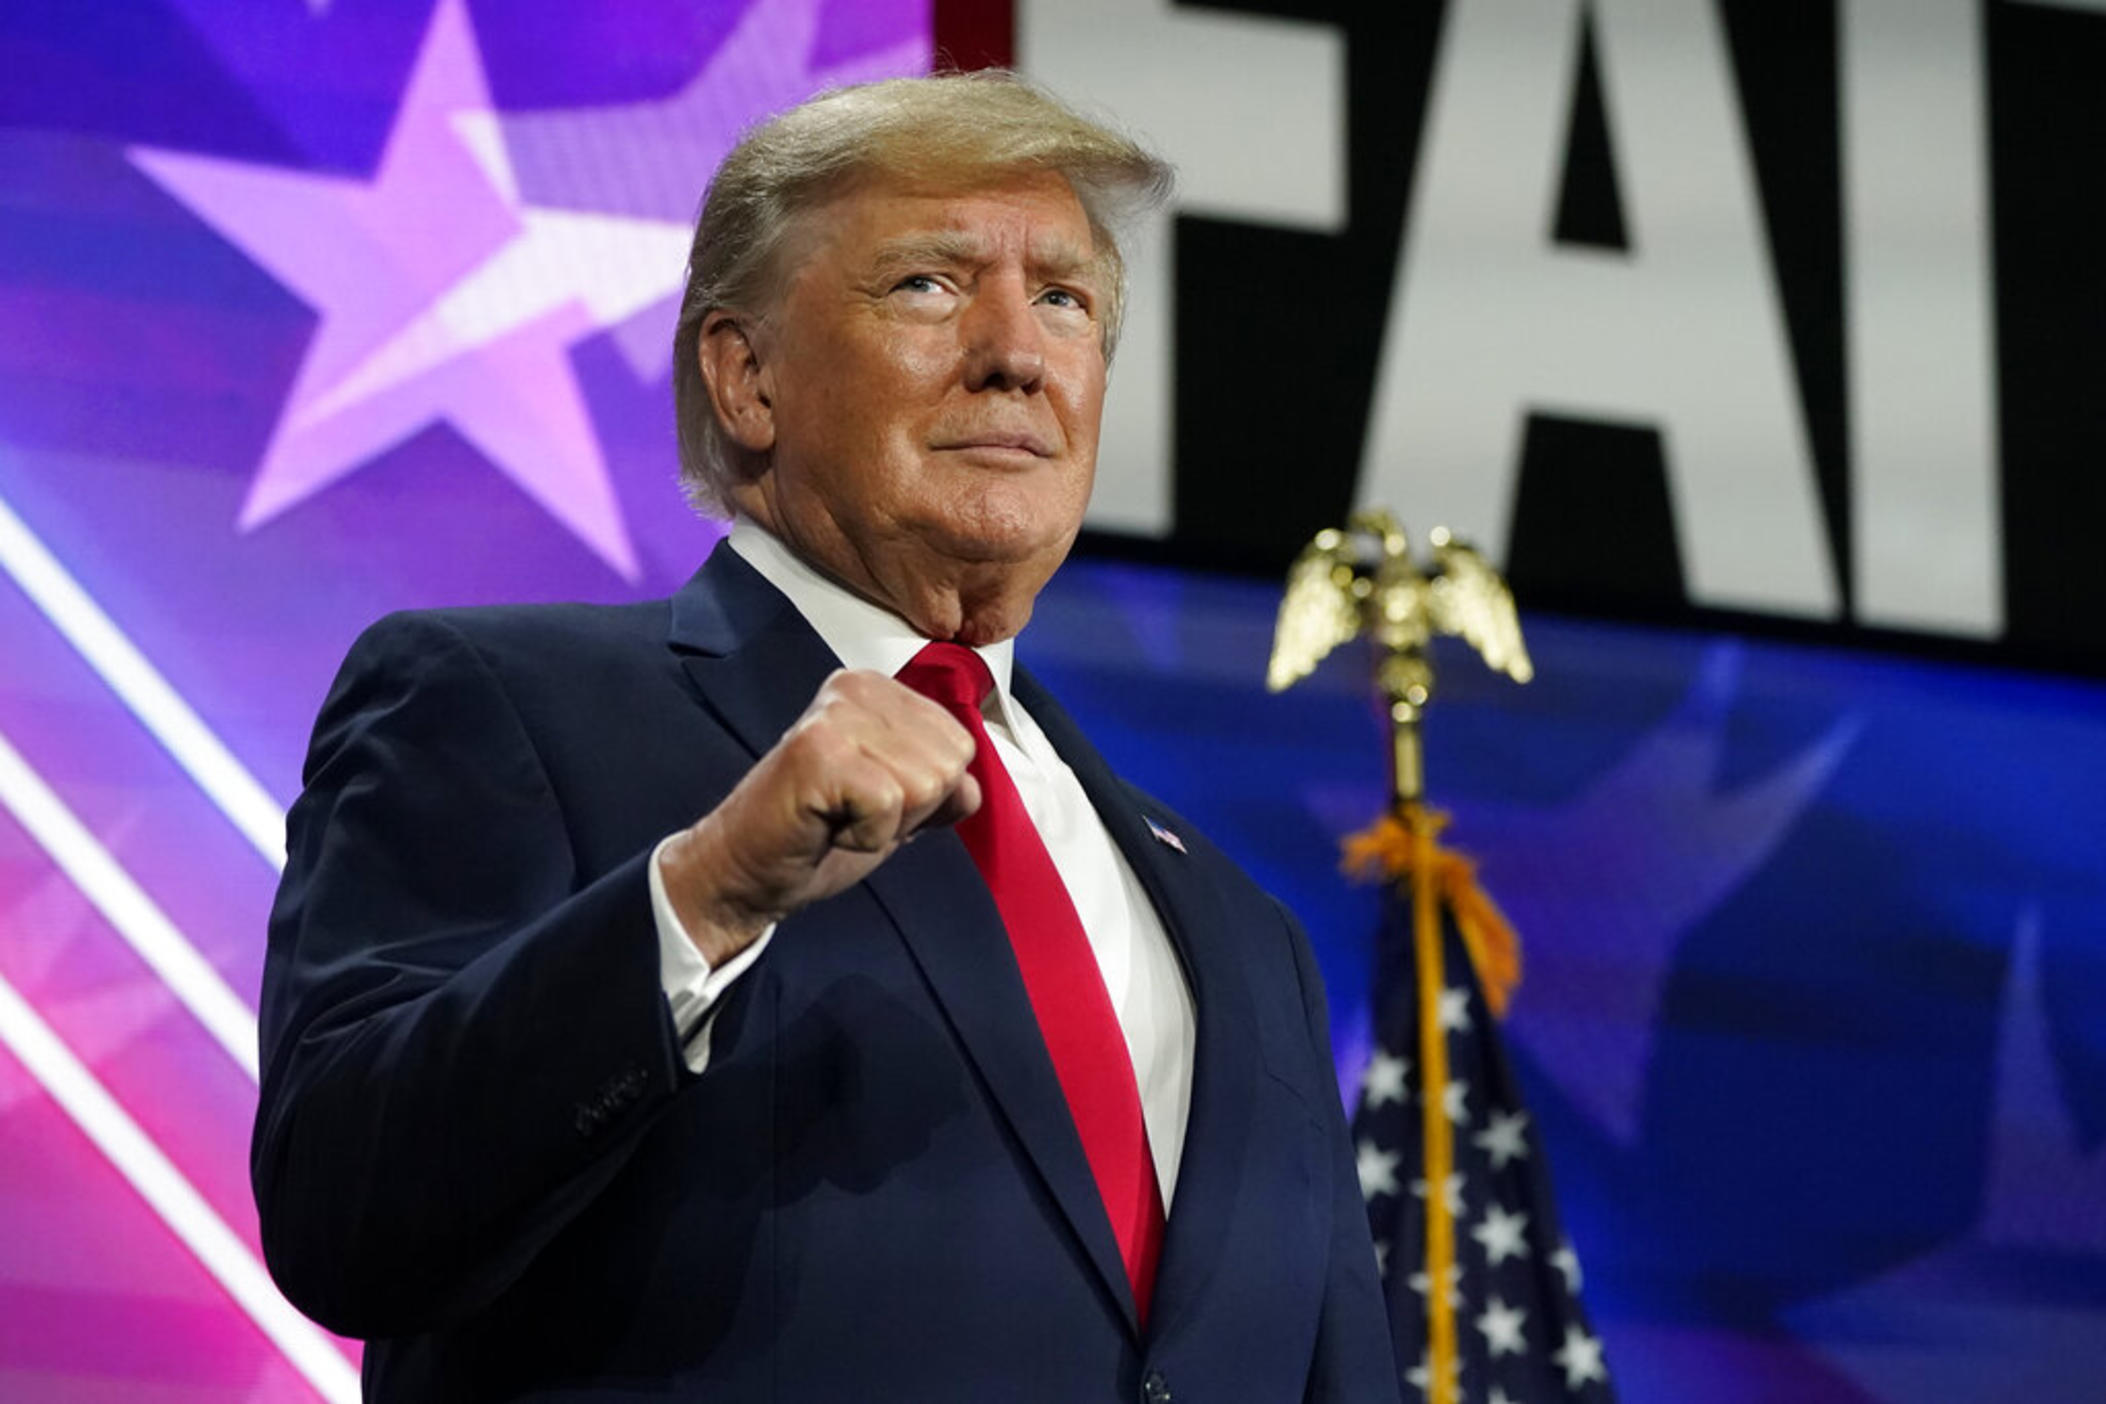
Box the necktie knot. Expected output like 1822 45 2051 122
897 641 995 716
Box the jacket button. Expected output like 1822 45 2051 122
1141 1369 1171 1404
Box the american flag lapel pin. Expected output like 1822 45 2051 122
1145 816 1186 854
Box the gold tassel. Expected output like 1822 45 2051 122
1341 807 1522 1017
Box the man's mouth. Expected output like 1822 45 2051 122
934 431 1054 458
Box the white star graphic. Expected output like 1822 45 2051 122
1442 1077 1471 1126
1472 1202 1531 1266
1411 1172 1466 1217
1437 984 1473 1033
1488 1388 1519 1404
1361 1048 1410 1107
1358 1140 1402 1200
1554 1324 1609 1388
1551 1240 1584 1293
1473 1108 1531 1170
1475 1294 1528 1357
131 0 694 579
498 0 929 377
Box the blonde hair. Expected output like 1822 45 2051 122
671 70 1174 515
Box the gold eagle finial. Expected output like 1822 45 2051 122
1267 509 1531 803
1268 511 1531 692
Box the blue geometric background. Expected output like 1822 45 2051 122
1026 563 2106 1403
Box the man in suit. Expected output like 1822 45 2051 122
256 72 1398 1401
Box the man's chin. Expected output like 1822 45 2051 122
917 520 1076 573
916 478 1088 563
877 516 1077 644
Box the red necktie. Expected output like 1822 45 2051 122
897 642 1165 1323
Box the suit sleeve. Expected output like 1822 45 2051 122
253 612 692 1339
1277 899 1405 1404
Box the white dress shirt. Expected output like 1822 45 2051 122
648 519 1198 1203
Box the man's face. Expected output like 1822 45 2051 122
729 170 1110 643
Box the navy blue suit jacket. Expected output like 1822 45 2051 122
255 543 1398 1401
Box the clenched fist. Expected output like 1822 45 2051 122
655 669 982 965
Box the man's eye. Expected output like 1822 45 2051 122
893 274 946 295
1038 287 1088 312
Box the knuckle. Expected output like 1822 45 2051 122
786 718 847 767
900 766 946 812
863 776 905 819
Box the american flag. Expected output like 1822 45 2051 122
1352 901 1616 1403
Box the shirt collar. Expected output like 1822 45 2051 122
726 516 1022 730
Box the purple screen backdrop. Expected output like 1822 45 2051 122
3 4 2105 1403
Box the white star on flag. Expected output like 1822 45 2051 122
1554 1324 1609 1388
1442 1077 1471 1126
1552 1240 1584 1293
1473 1107 1531 1170
1358 1140 1403 1199
1437 985 1473 1033
1411 1172 1467 1217
1475 1294 1528 1356
1362 1049 1410 1107
1408 1262 1463 1308
1405 1349 1460 1400
1472 1202 1531 1267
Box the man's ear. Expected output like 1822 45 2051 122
695 310 776 453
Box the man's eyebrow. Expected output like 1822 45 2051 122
866 231 1105 283
1031 238 1102 283
867 231 988 274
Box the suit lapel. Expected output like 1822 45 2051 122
1012 668 1262 1343
859 841 1140 1331
667 546 1140 1332
668 542 842 755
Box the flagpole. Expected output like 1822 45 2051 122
1275 511 1628 1399
1401 792 1459 1401
1385 591 1460 1404
1268 510 1539 1404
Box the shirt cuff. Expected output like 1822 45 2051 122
649 832 773 1074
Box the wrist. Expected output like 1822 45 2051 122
656 824 779 966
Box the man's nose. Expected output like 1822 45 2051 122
961 276 1046 393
